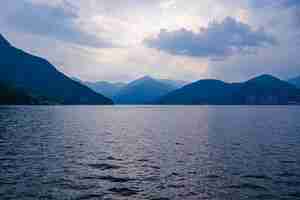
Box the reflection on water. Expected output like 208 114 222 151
0 106 300 200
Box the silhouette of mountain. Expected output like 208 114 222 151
0 82 53 105
113 76 177 104
0 82 33 105
0 34 10 47
71 77 84 84
158 79 188 89
74 76 186 100
288 76 300 88
158 74 300 105
84 81 125 99
0 34 113 105
71 77 125 99
236 74 300 104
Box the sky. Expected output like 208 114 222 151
1 0 300 82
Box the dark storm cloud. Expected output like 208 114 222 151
0 1 113 48
144 17 277 59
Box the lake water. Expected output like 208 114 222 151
0 106 300 200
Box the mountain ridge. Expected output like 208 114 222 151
76 76 187 104
84 81 125 99
0 33 113 105
158 74 300 105
113 76 177 104
288 75 300 88
0 34 10 47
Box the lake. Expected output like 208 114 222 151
0 106 300 200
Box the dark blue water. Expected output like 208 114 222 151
0 106 300 200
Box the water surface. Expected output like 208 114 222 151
0 106 300 200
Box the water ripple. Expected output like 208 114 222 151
1 106 300 200
225 183 269 191
81 175 136 183
87 163 121 170
108 187 139 197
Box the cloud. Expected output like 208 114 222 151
0 0 114 48
1 0 299 82
144 17 277 59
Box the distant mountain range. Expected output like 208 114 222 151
85 81 126 99
1 33 300 106
158 75 300 105
157 79 188 89
288 76 300 88
72 78 126 99
75 76 187 104
0 34 113 105
112 76 179 104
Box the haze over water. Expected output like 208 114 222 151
0 106 300 200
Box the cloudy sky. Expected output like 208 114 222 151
1 0 300 82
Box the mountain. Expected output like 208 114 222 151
0 82 54 105
158 79 188 89
158 74 300 105
74 76 186 100
0 82 36 105
83 81 125 99
71 77 84 84
158 79 234 105
236 75 300 104
0 34 10 47
0 34 113 105
72 77 125 99
288 76 300 88
113 76 177 104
